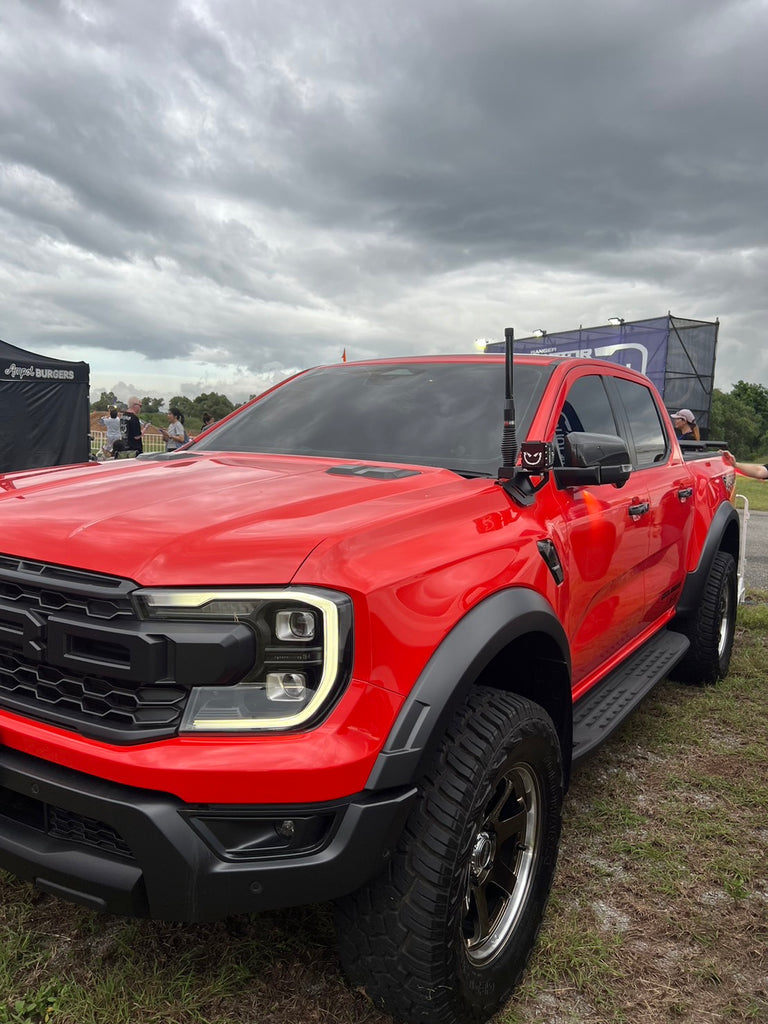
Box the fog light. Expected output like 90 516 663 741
275 609 316 640
266 672 307 701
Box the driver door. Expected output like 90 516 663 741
549 372 651 689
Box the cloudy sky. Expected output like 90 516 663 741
1 0 767 403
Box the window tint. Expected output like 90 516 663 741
613 377 667 467
555 375 618 462
194 361 550 476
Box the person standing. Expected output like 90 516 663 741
159 408 188 451
99 406 122 456
672 409 700 441
113 398 144 457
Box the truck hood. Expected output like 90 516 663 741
0 453 477 585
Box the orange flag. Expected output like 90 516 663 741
342 348 347 362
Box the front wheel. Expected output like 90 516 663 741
335 688 564 1024
671 550 737 685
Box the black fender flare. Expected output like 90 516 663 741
675 502 740 618
364 588 571 793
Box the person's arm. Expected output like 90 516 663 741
721 451 768 479
737 462 768 479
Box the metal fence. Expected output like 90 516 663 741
90 430 166 458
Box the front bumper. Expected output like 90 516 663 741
0 746 415 920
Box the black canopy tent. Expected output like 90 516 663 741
0 339 90 474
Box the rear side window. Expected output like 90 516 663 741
612 377 667 467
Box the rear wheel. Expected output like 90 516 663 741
671 551 737 684
335 688 563 1024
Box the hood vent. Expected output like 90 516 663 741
327 465 421 480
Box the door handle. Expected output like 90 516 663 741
677 487 693 500
628 502 650 518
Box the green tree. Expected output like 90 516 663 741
192 392 236 421
731 381 768 437
140 395 165 414
90 390 118 411
167 395 195 419
710 387 768 459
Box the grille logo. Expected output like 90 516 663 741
0 602 47 663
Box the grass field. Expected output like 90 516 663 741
733 475 768 512
1 599 766 1024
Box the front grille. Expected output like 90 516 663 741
0 562 131 626
0 648 187 732
0 557 187 742
0 785 134 859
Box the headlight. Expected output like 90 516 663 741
134 587 353 732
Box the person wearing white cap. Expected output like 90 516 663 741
672 409 699 441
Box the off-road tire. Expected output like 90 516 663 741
671 550 737 685
334 688 563 1024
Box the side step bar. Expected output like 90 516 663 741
572 629 690 764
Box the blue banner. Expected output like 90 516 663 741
488 317 670 395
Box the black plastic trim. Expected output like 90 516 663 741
675 502 740 617
537 539 565 585
0 555 132 599
365 588 570 792
326 465 421 479
572 628 689 763
0 747 415 920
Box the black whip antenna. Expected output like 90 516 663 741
499 326 518 474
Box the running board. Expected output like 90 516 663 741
572 630 690 764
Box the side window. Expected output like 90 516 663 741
555 375 619 463
613 377 667 468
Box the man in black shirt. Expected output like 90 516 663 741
112 397 144 457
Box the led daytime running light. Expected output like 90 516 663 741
137 588 343 731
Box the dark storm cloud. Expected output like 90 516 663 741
0 0 766 387
291 1 768 258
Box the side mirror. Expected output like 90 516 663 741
553 431 632 489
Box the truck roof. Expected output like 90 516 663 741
315 353 563 368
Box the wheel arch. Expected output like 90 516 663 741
676 502 740 619
364 588 573 794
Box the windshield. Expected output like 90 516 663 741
193 360 550 476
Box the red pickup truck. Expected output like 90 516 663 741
0 341 739 1024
